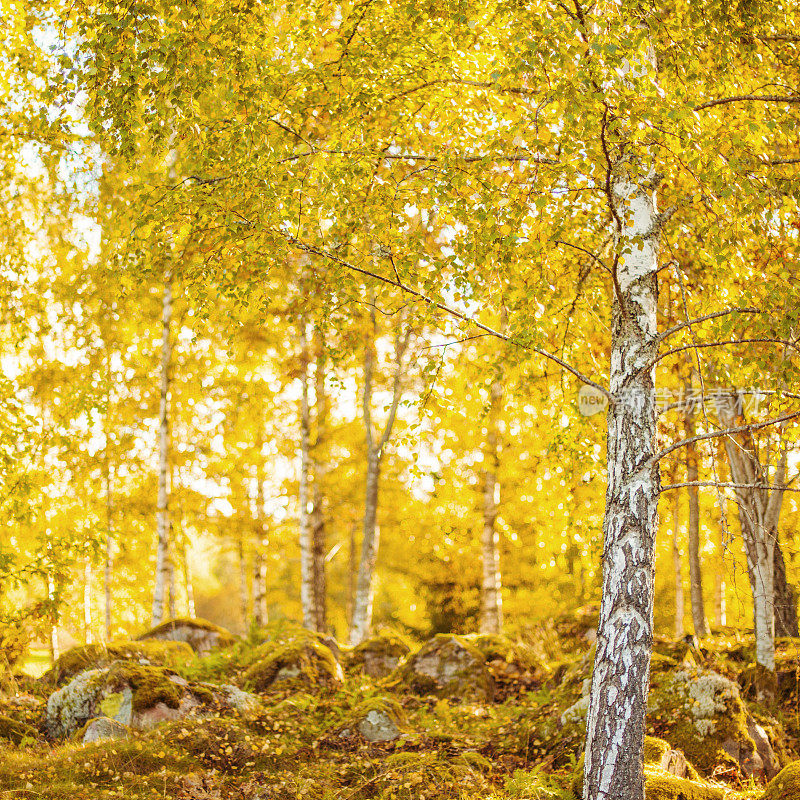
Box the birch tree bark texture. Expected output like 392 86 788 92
152 268 173 626
583 162 661 800
298 318 317 631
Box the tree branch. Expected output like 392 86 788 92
283 232 612 399
657 307 761 342
652 409 800 464
694 94 800 111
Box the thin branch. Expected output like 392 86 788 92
554 240 612 274
283 232 612 399
658 307 761 342
660 481 800 493
644 337 800 373
653 409 800 464
694 94 800 111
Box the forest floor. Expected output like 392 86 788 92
1 612 799 800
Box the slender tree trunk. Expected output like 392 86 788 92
298 320 317 630
715 513 726 628
672 489 684 639
351 452 381 644
716 395 788 674
48 571 59 663
774 541 799 637
152 269 173 626
684 390 709 637
252 461 268 627
347 521 357 629
168 533 177 619
350 308 411 645
310 326 328 632
583 163 661 800
479 369 503 635
179 537 195 618
238 531 248 633
83 557 93 644
104 458 114 640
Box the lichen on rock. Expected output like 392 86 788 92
649 664 780 779
45 662 212 739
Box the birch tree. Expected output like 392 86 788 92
151 267 173 626
716 394 794 678
479 364 504 635
350 306 412 645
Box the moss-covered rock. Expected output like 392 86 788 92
648 665 780 779
136 617 237 654
643 767 724 800
345 629 411 679
762 761 800 800
42 640 194 686
389 634 494 701
0 713 37 744
45 662 212 739
77 716 130 744
243 640 343 693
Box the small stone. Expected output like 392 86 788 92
357 709 401 743
82 717 130 744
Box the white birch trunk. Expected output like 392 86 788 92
298 319 316 630
350 309 410 645
716 396 787 673
152 269 172 626
104 459 114 641
480 372 503 635
583 165 661 800
182 540 196 618
310 327 328 632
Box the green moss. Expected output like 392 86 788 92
762 761 800 800
643 767 724 800
0 713 37 744
43 640 194 686
643 736 672 763
105 662 182 712
243 640 343 693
